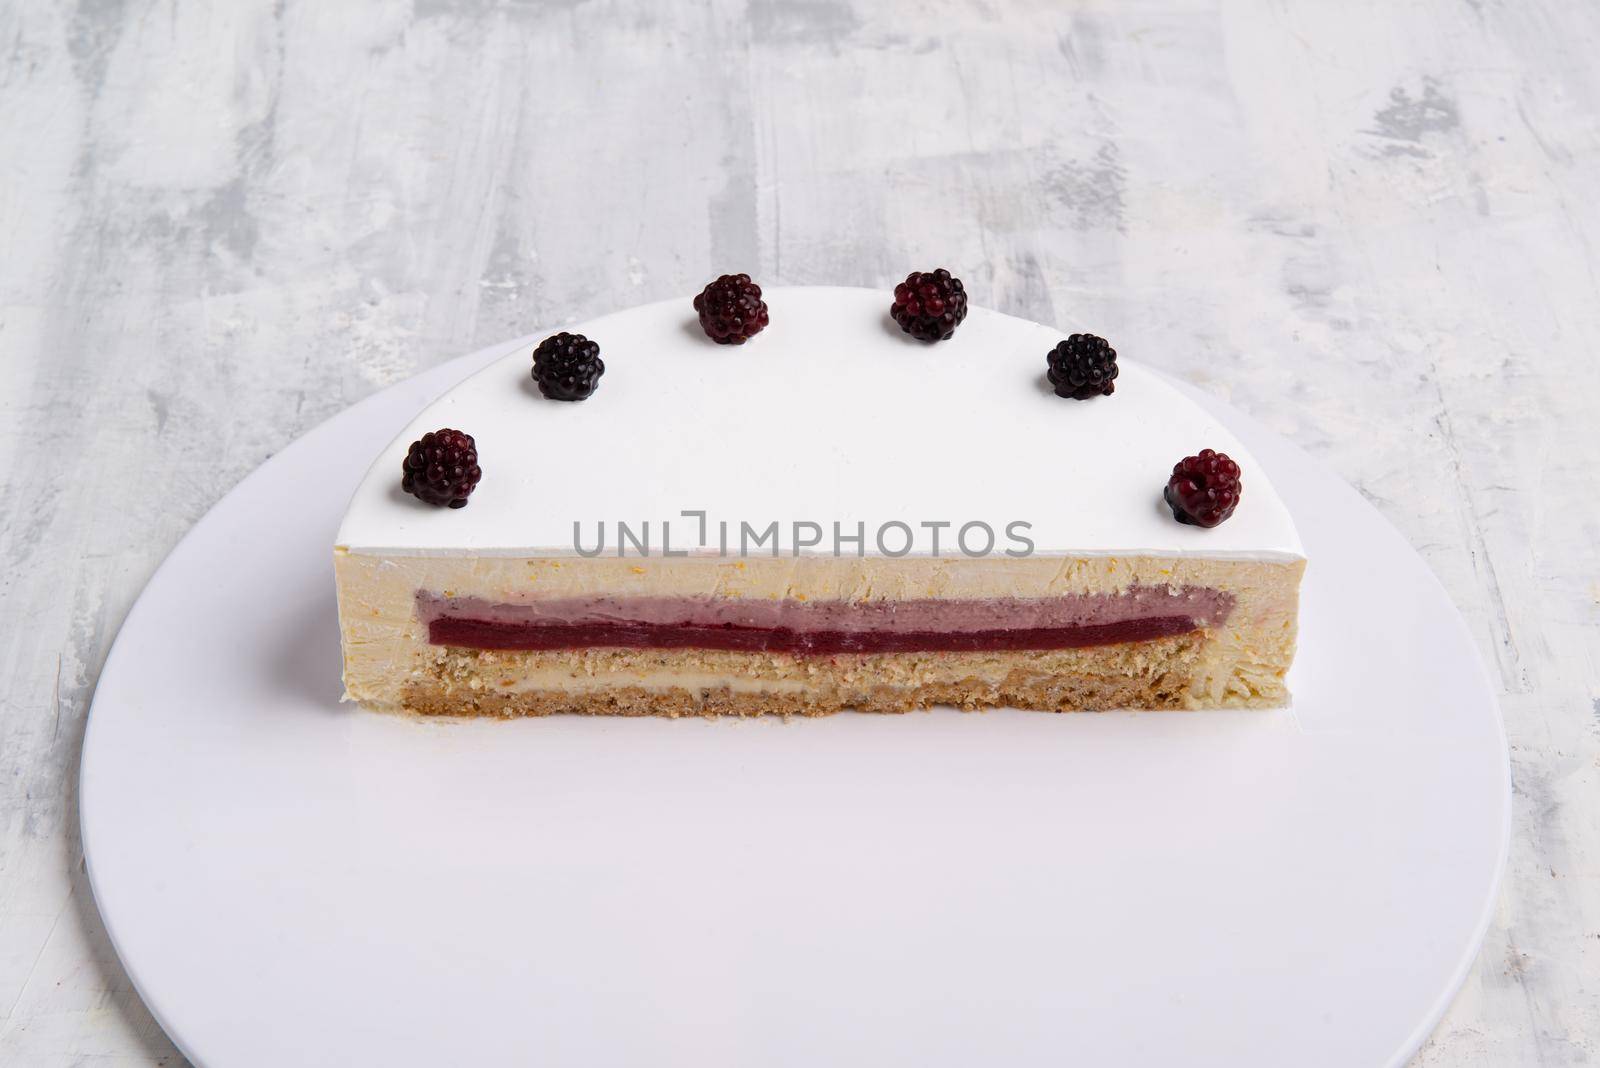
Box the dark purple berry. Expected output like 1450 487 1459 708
1047 333 1118 400
402 428 481 509
1164 449 1242 528
890 269 968 342
694 274 769 344
532 332 604 401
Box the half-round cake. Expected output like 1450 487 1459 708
335 286 1304 717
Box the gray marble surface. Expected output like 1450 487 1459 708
2 0 1597 1064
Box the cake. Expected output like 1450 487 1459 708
335 283 1304 718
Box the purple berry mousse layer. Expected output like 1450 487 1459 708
417 587 1234 655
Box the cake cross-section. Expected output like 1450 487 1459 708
335 286 1303 717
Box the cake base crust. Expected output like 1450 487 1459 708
373 632 1289 718
395 676 1190 719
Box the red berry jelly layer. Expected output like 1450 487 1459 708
418 589 1233 656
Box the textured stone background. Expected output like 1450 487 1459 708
2 0 1597 1063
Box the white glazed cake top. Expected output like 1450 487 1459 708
338 287 1303 561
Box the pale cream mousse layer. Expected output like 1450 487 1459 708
335 554 1304 717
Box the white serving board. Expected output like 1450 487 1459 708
81 297 1507 1068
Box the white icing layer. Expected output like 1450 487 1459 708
337 287 1302 561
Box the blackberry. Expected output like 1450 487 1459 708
694 273 769 344
890 269 968 342
532 332 604 401
401 428 481 509
1047 333 1118 400
1164 449 1242 528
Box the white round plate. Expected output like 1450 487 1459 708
82 295 1508 1068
